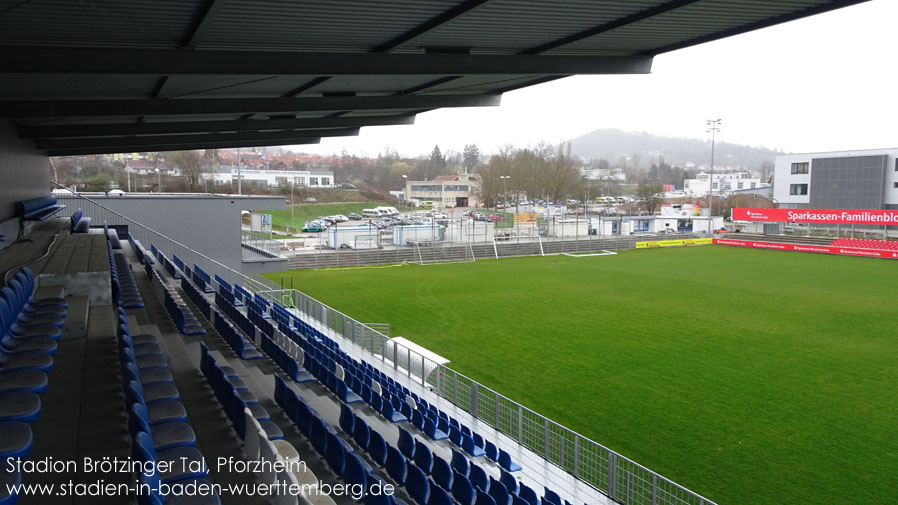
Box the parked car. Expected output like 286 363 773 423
347 212 362 220
432 212 449 219
303 197 317 203
474 213 490 222
333 214 349 222
302 222 325 232
488 214 505 222
318 216 336 225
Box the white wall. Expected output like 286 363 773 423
774 148 898 207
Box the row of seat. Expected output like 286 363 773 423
0 265 69 505
128 232 154 266
19 195 65 221
272 376 388 505
146 264 205 336
111 241 144 309
830 237 898 250
111 242 220 505
151 244 571 505
192 265 216 294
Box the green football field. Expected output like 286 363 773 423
265 246 898 505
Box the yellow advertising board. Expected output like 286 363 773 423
635 238 712 249
515 212 537 224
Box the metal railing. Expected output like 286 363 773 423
52 186 283 298
287 287 718 505
53 186 716 505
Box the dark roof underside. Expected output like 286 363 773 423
0 0 868 156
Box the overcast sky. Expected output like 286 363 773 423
292 0 897 159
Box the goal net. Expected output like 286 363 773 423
415 240 476 266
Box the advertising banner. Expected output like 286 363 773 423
732 208 898 225
713 238 898 259
515 212 538 224
635 238 712 248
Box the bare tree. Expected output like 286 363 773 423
170 151 203 191
635 179 664 214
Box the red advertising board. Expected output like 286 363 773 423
732 208 898 225
713 238 898 260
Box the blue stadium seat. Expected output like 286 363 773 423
0 391 41 422
406 464 430 505
499 469 519 496
398 427 416 459
413 441 433 474
344 452 368 494
0 369 48 394
449 425 463 446
386 445 407 485
469 464 489 493
368 429 388 467
476 489 497 505
427 485 453 505
352 416 371 450
310 415 329 455
0 421 32 459
484 440 499 462
339 402 355 435
431 455 453 492
499 449 523 472
450 449 470 477
325 432 346 475
381 395 407 423
488 477 511 505
452 471 476 505
542 488 562 505
518 484 539 505
462 433 486 458
128 403 195 452
424 417 449 441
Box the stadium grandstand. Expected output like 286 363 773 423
0 2 871 505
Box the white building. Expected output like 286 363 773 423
206 168 334 189
683 172 765 196
773 148 898 210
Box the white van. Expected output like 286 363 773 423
362 209 380 218
375 206 399 216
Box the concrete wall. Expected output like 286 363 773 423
58 193 286 275
0 120 51 249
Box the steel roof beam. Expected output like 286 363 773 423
372 0 493 53
639 0 871 55
35 127 360 151
522 0 701 55
45 137 321 157
0 94 502 119
0 49 652 76
19 114 415 139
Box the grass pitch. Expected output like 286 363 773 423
265 246 898 505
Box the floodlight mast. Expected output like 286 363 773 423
706 119 722 234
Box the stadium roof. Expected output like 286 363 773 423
0 0 867 156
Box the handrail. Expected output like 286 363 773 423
50 184 282 297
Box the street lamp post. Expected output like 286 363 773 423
500 176 510 213
291 178 295 231
402 175 408 211
706 119 722 234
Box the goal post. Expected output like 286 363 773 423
415 240 475 266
